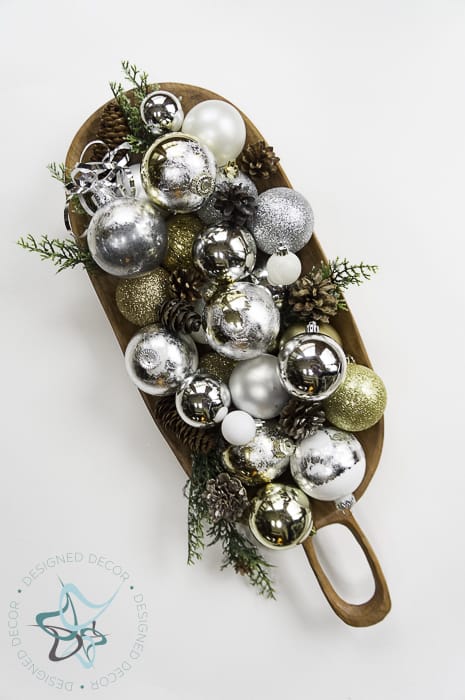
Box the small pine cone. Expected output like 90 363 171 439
204 473 249 523
239 140 280 180
92 101 130 161
213 183 258 228
287 269 339 323
153 397 219 455
160 298 201 334
278 398 326 441
170 267 206 302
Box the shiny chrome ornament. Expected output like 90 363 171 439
140 90 184 136
249 251 287 310
175 371 231 428
278 333 347 401
198 168 258 225
141 133 216 213
290 427 366 509
249 483 313 550
125 324 198 395
204 281 280 360
193 224 257 283
228 354 289 419
222 419 295 485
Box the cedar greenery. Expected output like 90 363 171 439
110 60 158 153
17 235 96 273
47 162 67 184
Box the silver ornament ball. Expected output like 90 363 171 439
87 197 167 278
249 251 287 310
251 187 314 254
204 281 280 360
140 90 184 136
229 354 289 419
125 324 198 395
176 371 231 428
193 224 257 283
249 483 313 550
198 169 258 226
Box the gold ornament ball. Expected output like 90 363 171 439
163 214 204 271
324 363 387 432
116 267 172 326
199 352 237 384
280 322 342 348
249 483 314 550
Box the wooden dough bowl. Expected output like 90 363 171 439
66 83 391 627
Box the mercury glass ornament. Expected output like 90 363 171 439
193 224 256 283
141 133 216 213
251 187 314 254
222 419 295 485
249 483 313 550
182 99 246 166
140 90 184 136
229 354 289 419
87 198 167 278
163 214 204 271
204 281 280 360
116 267 173 326
290 427 366 509
324 363 387 432
175 371 231 428
198 169 258 226
278 333 347 402
125 324 198 395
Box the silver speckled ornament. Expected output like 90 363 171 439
198 169 258 225
175 371 231 428
278 333 347 401
204 281 280 360
222 419 294 485
125 324 198 395
87 198 167 278
141 133 216 213
290 427 366 508
229 354 289 419
251 187 314 254
193 224 256 282
140 90 184 136
249 483 313 550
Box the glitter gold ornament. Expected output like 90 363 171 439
116 267 172 326
199 352 237 383
324 363 387 432
163 214 204 271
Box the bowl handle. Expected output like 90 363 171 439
302 509 391 627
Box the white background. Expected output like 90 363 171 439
1 0 464 698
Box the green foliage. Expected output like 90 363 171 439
47 162 68 184
110 60 158 152
324 258 379 290
17 234 96 273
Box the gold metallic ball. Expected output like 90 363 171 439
115 267 172 326
280 322 342 348
324 363 387 432
199 352 237 384
249 483 313 550
163 214 204 271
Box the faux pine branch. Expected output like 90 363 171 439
110 60 158 153
17 235 96 273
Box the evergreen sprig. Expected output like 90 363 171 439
17 234 96 273
110 60 158 153
47 162 68 184
323 258 378 289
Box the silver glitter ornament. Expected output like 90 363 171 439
198 169 258 225
249 483 313 550
140 90 184 136
141 133 217 213
221 419 295 485
125 324 198 395
193 224 257 283
229 354 289 419
290 427 366 509
204 281 280 360
278 333 347 401
251 187 314 254
87 198 167 278
175 371 231 428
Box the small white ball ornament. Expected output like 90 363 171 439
221 410 256 446
182 100 246 167
266 249 302 286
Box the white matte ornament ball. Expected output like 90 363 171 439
221 411 257 446
182 100 246 167
266 251 302 286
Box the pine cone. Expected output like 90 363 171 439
239 140 280 180
170 267 206 302
213 183 257 228
278 398 326 441
203 473 249 523
153 396 219 455
160 298 201 334
92 101 130 161
287 269 339 322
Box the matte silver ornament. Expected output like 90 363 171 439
290 427 366 507
175 371 231 428
125 324 198 395
204 281 280 360
140 90 184 136
198 169 258 225
249 483 313 550
251 187 314 254
87 198 167 278
141 133 217 213
278 333 347 401
222 419 294 485
229 354 289 419
193 224 257 283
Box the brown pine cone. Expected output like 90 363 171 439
153 396 219 455
160 298 201 334
213 183 257 228
170 267 206 302
239 140 280 180
203 473 249 523
92 101 130 161
287 269 339 322
278 398 326 441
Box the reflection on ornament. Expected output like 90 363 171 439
229 354 289 419
251 187 314 254
249 483 313 550
140 90 184 136
182 99 246 166
175 371 231 428
116 267 172 326
193 224 256 283
324 363 387 431
163 214 204 271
